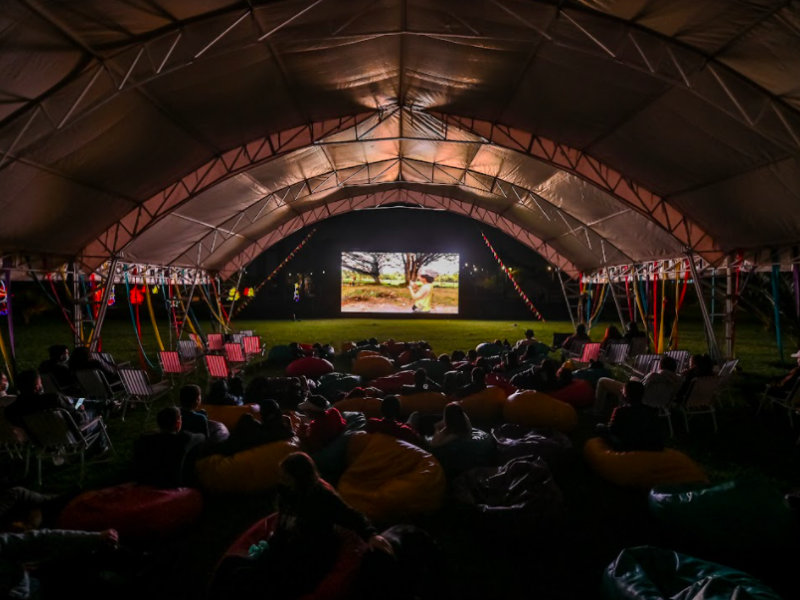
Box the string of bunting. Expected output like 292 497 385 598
480 231 545 321
233 228 317 317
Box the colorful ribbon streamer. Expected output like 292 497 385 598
481 232 545 321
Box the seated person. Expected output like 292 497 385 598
451 350 466 362
399 369 442 395
133 407 204 488
559 324 591 351
288 342 306 360
365 396 423 447
68 346 120 385
493 352 523 376
205 379 244 407
573 360 613 387
430 403 472 448
513 328 538 351
510 359 559 392
554 366 573 390
297 395 346 453
676 354 715 402
5 370 89 429
596 381 663 452
591 355 681 415
38 345 76 392
245 376 309 410
766 350 800 398
442 370 467 395
178 385 210 437
0 373 14 407
623 321 646 343
454 368 487 399
599 325 623 350
223 399 295 455
0 484 62 533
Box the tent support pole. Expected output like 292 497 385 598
88 258 118 352
724 258 735 359
70 262 84 348
226 269 244 327
608 271 627 330
177 275 199 343
685 251 722 362
557 268 577 329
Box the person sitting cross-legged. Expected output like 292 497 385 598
595 381 663 452
133 407 204 488
365 396 424 448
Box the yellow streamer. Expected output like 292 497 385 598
0 325 13 386
172 283 203 341
146 288 165 352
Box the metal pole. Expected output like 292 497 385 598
557 269 576 329
177 274 199 343
607 271 627 330
724 258 734 359
686 251 722 362
226 269 245 327
88 258 118 352
71 262 83 347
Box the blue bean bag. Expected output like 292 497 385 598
317 372 363 400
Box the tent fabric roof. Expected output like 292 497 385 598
2 0 800 276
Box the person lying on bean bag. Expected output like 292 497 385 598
430 403 473 449
596 381 663 452
214 453 393 599
221 400 295 456
134 407 205 488
454 368 487 399
206 379 243 407
179 384 230 444
365 396 425 448
399 369 442 395
298 395 347 453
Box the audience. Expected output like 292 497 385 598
206 379 244 406
591 355 681 415
365 396 423 447
454 367 487 399
596 381 663 451
599 326 623 350
133 407 204 488
38 345 76 391
559 324 591 350
430 403 473 448
400 369 442 395
224 400 295 455
297 395 346 453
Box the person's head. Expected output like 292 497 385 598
156 406 181 433
557 367 573 384
689 354 702 371
414 368 428 386
70 345 90 365
16 370 42 395
603 326 621 340
368 337 379 346
525 329 534 339
0 373 8 394
260 399 282 421
280 452 320 491
179 384 202 410
47 344 69 363
698 354 715 376
575 324 586 336
589 360 604 370
443 403 470 436
623 381 645 405
474 357 488 370
298 394 330 419
452 350 465 362
381 395 401 421
471 367 486 385
493 339 502 346
467 349 478 362
438 354 451 366
659 355 678 373
420 274 434 284
540 359 558 379
208 379 229 400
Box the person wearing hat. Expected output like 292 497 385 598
513 329 538 351
767 350 800 398
298 395 346 453
408 272 436 313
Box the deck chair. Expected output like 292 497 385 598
665 350 690 373
159 351 196 381
74 369 124 404
715 358 739 405
231 333 246 345
224 343 249 369
205 354 241 380
243 335 265 358
207 333 225 353
177 339 203 364
757 376 800 426
0 408 29 467
91 352 131 371
601 343 630 366
629 337 649 356
681 376 721 433
643 379 679 437
118 369 172 422
40 372 64 395
240 329 255 337
189 333 207 353
626 354 661 377
22 409 113 486
561 340 588 362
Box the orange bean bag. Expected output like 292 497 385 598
503 391 578 433
286 357 335 378
485 373 517 397
58 483 203 542
583 437 708 489
549 380 594 407
356 349 381 359
352 355 395 379
202 403 261 430
458 386 508 422
332 397 384 419
371 370 416 394
196 439 300 494
398 391 449 417
338 433 446 523
341 341 357 354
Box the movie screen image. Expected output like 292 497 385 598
341 252 459 314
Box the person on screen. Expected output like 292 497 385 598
408 273 435 313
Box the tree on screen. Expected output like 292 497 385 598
341 252 388 283
402 253 448 285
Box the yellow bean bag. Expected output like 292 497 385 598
398 392 450 417
201 404 260 430
459 386 508 422
338 433 446 523
356 350 381 359
341 341 357 354
503 391 577 433
196 439 300 494
583 437 708 489
352 355 395 379
333 397 384 419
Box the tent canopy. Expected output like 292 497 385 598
2 0 799 277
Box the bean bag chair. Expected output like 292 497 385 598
317 372 362 400
338 433 446 523
485 373 517 397
458 386 507 423
648 480 796 553
476 342 503 358
268 345 295 361
492 424 572 468
213 512 367 600
58 483 203 542
286 357 335 379
398 391 449 417
311 413 367 485
356 349 381 359
332 397 384 419
371 370 415 394
352 355 395 379
298 343 315 356
202 403 260 430
548 379 594 407
584 437 707 489
603 546 783 600
196 439 300 494
431 429 496 478
383 341 405 358
340 341 356 354
453 456 565 538
573 366 614 387
503 391 578 433
405 359 449 382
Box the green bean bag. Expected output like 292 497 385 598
268 345 294 361
317 372 362 400
603 546 782 600
648 480 796 553
431 429 496 478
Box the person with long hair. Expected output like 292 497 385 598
408 273 435 313
430 403 472 448
599 325 623 350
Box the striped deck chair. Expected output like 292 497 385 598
207 333 225 353
643 379 679 437
74 369 124 402
231 333 246 345
159 351 196 381
561 340 588 361
205 354 241 380
665 350 690 373
625 353 661 377
240 330 255 337
118 368 172 422
681 376 721 433
715 358 739 405
189 333 207 353
243 335 265 358
178 340 202 364
601 343 630 366
224 343 249 368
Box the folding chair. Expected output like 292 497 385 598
231 333 246 345
22 408 114 486
0 408 29 467
643 380 678 437
189 333 207 353
118 369 172 422
680 376 721 433
205 354 241 380
665 350 690 373
629 337 649 357
159 351 196 382
243 335 265 358
207 333 225 353
561 340 588 361
715 358 739 405
578 343 602 363
224 343 249 369
91 352 131 370
240 330 255 337
757 377 800 426
601 343 630 366
74 369 125 414
625 354 660 377
40 372 64 395
177 340 203 364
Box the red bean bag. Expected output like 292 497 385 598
58 483 203 542
548 380 594 407
299 343 315 356
215 511 367 600
356 349 381 359
485 373 517 397
371 370 416 394
286 357 335 378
